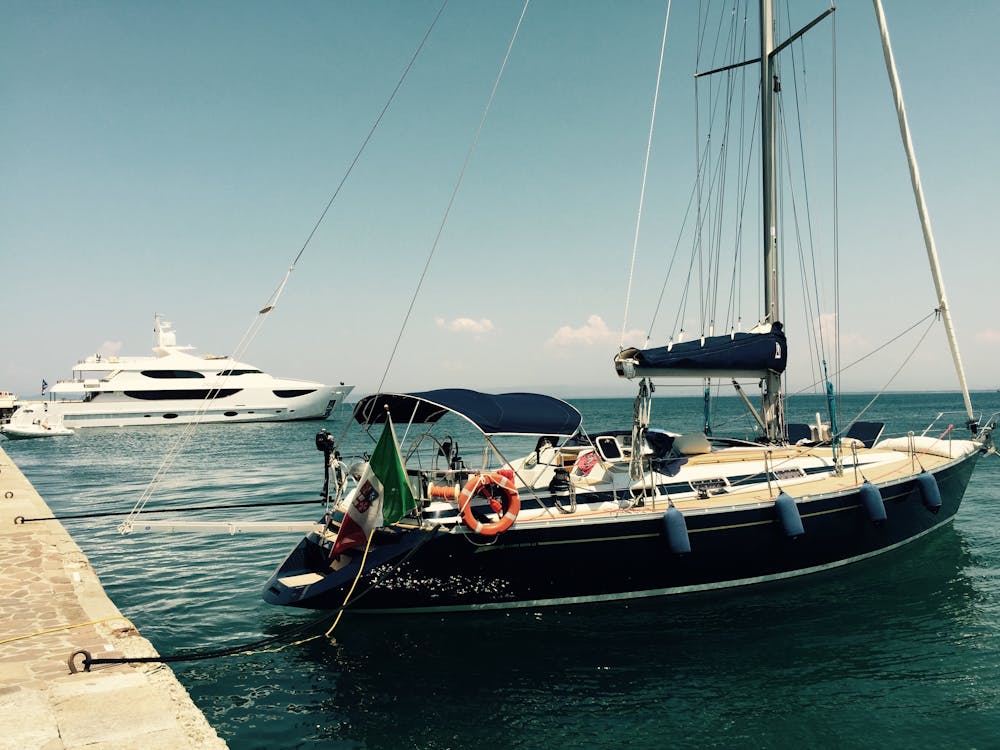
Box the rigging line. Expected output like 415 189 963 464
693 25 703 341
776 92 822 390
709 5 747 332
372 0 531 395
795 253 821 391
697 9 756 335
694 0 712 70
720 5 752 334
693 5 728 336
236 0 452 360
120 5 450 529
646 4 751 342
706 70 733 331
787 309 938 397
690 0 706 333
837 313 938 430
705 0 733 77
621 0 673 348
831 6 842 425
299 1 450 271
775 1 823 400
692 2 724 318
725 86 761 332
698 10 720 332
782 2 827 370
672 137 731 337
697 3 741 332
645 150 703 343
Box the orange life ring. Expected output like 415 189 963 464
458 471 520 535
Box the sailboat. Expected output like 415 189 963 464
261 2 996 613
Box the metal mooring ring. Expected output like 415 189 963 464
68 649 93 674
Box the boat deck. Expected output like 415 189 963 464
509 442 970 525
671 447 951 512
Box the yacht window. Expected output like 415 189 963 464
273 389 316 398
217 369 262 376
124 388 242 400
140 370 205 379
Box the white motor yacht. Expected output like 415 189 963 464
4 316 353 430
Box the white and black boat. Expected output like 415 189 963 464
262 387 986 612
258 2 997 613
5 314 353 430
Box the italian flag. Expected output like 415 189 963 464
330 416 416 558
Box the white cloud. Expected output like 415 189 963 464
435 317 495 335
99 340 123 357
546 314 645 349
815 313 865 350
975 328 1000 345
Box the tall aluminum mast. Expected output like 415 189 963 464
760 0 783 441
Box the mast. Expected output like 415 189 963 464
760 0 782 441
872 0 976 429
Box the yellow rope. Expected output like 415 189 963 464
0 615 135 645
324 529 377 638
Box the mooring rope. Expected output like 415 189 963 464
2 615 134 646
68 527 442 672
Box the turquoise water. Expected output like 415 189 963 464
7 392 1000 749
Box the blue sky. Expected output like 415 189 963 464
2 1 998 400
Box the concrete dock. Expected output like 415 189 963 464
0 446 228 749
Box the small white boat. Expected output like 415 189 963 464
1 411 75 440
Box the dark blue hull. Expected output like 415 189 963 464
263 451 979 612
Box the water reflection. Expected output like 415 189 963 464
184 526 988 749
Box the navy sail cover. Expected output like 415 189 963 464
352 389 582 436
617 325 787 379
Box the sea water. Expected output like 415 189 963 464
6 391 1000 749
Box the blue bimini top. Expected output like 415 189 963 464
352 388 582 437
